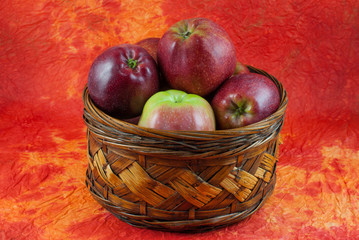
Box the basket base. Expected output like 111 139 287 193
88 174 276 233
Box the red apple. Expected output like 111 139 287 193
122 115 141 125
157 17 237 96
136 37 170 91
88 44 159 119
136 37 159 62
233 61 249 75
211 73 280 129
138 90 216 131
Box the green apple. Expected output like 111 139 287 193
138 90 216 131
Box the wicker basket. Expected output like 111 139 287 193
83 66 288 232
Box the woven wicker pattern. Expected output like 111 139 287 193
83 66 288 232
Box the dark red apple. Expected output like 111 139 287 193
211 73 280 129
157 17 237 96
136 38 159 62
88 44 159 119
122 115 141 125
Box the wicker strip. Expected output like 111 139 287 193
83 66 288 232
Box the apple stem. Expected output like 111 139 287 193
181 31 192 39
171 94 184 103
231 100 251 116
127 58 138 69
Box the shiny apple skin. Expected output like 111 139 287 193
136 38 160 62
88 44 159 119
211 73 280 129
138 90 216 131
157 18 237 97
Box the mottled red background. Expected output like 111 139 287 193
1 0 359 239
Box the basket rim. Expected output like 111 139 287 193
83 65 288 139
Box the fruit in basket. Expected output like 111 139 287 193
136 37 160 62
233 61 249 75
136 37 170 91
211 73 280 129
88 44 159 119
157 17 237 96
138 90 216 131
121 115 141 125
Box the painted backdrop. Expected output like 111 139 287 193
1 0 359 239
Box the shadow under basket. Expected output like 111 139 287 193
83 66 288 232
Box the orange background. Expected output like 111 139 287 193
1 0 359 239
